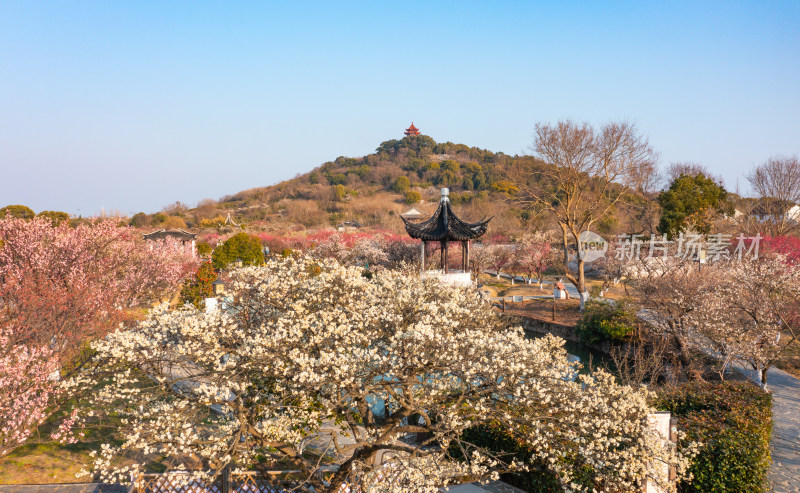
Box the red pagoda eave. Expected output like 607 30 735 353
404 122 420 136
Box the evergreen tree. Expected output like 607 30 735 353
658 173 727 236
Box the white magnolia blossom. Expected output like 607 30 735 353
68 255 692 492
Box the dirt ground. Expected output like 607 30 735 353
476 273 628 326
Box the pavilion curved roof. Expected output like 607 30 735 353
402 199 491 241
142 229 196 241
404 122 420 135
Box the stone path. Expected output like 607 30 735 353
733 363 800 493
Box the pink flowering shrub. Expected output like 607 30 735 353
763 235 800 264
0 217 197 455
0 327 59 455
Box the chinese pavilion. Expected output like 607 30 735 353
142 229 197 257
404 122 420 136
402 188 491 276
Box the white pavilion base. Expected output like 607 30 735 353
421 270 473 287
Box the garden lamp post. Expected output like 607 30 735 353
212 279 226 296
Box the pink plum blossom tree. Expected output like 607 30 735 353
513 233 552 286
0 217 196 455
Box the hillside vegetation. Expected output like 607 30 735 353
131 134 658 237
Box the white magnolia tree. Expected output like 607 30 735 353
69 256 691 492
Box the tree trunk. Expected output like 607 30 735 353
579 291 589 310
560 224 587 310
761 367 769 389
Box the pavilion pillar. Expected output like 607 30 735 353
441 241 448 274
420 240 426 272
463 240 470 272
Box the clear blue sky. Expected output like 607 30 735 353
1 1 798 216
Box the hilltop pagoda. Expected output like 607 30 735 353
404 122 421 136
402 188 491 283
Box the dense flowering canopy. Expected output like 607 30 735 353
0 217 197 455
71 256 690 492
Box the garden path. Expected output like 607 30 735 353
733 363 800 493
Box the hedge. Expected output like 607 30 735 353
654 381 772 493
577 298 638 345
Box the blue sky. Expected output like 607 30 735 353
1 1 798 216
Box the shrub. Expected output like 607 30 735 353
179 260 217 309
654 382 772 493
457 423 563 492
392 176 411 193
37 210 70 226
0 204 34 219
577 298 637 344
162 215 187 229
491 180 519 195
130 212 149 227
212 232 263 270
404 190 422 204
152 213 167 225
195 241 212 257
333 184 347 201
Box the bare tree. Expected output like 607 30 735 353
468 242 491 276
664 162 722 185
519 121 658 308
747 155 800 236
630 254 713 379
607 336 667 388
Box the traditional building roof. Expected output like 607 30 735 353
402 189 491 241
404 122 420 136
400 207 424 220
142 229 196 242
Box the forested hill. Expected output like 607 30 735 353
139 134 652 237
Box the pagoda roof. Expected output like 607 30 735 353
402 192 490 241
404 122 420 135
